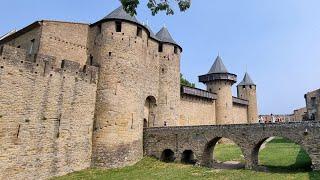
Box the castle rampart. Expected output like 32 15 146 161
0 45 98 179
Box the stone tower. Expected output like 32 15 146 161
89 6 182 168
199 56 237 124
237 72 258 123
156 26 181 127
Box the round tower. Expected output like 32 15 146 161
155 27 182 127
89 6 151 168
88 6 182 168
199 56 237 124
237 72 258 123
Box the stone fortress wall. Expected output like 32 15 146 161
305 89 320 121
179 86 250 126
0 45 98 179
0 6 258 179
2 21 90 67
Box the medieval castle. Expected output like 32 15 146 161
0 6 258 179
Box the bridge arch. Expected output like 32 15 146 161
181 150 196 164
160 149 175 163
201 137 246 168
250 136 313 171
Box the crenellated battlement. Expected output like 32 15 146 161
0 45 98 84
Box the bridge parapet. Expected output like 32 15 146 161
143 122 320 170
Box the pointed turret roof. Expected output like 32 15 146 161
156 26 177 45
198 55 237 84
238 72 255 86
208 56 228 74
102 6 141 25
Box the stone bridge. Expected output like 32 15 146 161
143 122 320 170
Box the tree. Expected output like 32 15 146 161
180 73 195 88
120 0 191 16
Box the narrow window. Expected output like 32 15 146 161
311 97 316 107
137 26 142 37
97 24 102 34
89 55 93 65
17 124 21 138
174 46 178 54
158 43 163 52
0 46 3 56
115 21 122 32
61 60 65 68
109 52 112 56
29 39 35 55
57 115 61 138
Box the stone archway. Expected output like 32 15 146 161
250 136 313 171
160 149 175 163
144 96 157 127
181 150 196 164
201 137 245 169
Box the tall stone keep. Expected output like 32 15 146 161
89 6 182 168
237 72 258 123
199 56 237 124
88 6 150 168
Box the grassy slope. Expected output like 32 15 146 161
54 138 320 180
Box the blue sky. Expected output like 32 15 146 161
1 0 320 114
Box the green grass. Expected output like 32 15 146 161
214 143 245 162
53 138 320 180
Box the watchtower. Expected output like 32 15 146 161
89 6 182 168
237 72 258 123
199 56 237 124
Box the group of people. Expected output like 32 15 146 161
258 114 286 123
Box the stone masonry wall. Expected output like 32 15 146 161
0 24 41 57
292 107 307 121
0 45 98 180
179 95 216 126
0 21 90 67
305 89 320 120
232 103 248 124
39 21 90 66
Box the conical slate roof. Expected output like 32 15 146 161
103 6 141 25
156 27 177 45
238 72 255 86
208 56 229 74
